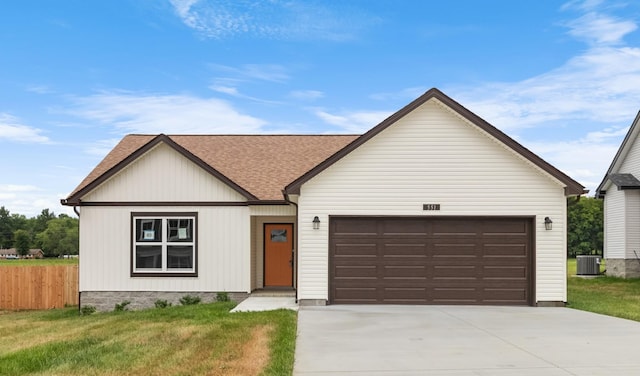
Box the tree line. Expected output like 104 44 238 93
0 207 78 257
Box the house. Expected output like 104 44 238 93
0 248 44 259
596 112 640 278
62 88 585 311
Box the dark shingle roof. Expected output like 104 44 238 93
608 173 640 189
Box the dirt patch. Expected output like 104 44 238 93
213 325 273 376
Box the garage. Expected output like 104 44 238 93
329 216 533 306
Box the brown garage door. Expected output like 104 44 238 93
329 217 533 305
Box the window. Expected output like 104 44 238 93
132 213 197 276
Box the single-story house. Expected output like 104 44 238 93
62 88 585 311
0 248 44 259
596 111 640 278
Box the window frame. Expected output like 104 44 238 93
131 212 198 277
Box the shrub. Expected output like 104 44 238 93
154 299 172 308
179 295 201 305
114 300 131 312
80 305 96 316
216 292 230 302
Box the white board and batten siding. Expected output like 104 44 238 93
83 143 247 202
297 99 569 303
79 143 251 293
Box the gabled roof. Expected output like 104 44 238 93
285 88 587 196
596 111 640 198
63 134 358 204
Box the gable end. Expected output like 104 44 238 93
285 88 586 196
62 134 257 205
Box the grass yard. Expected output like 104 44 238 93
567 258 640 322
0 258 78 266
0 302 297 376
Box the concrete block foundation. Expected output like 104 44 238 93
605 259 640 278
80 291 249 312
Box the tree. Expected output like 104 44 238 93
32 209 56 235
36 216 79 257
13 229 30 257
567 197 603 257
0 206 12 249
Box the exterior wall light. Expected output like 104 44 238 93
544 217 553 231
312 216 320 230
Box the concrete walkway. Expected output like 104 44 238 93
294 305 640 375
230 296 298 312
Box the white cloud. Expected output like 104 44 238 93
169 0 376 41
289 90 324 101
315 109 392 133
521 127 628 193
0 185 74 218
84 138 121 157
68 92 267 134
446 6 640 132
566 12 637 46
210 63 290 83
0 113 50 143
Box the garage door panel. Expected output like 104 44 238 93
332 218 377 235
382 244 427 257
432 265 478 279
330 217 533 306
381 219 429 235
483 266 527 279
333 242 377 256
334 265 377 278
382 288 428 303
383 265 428 278
483 244 527 256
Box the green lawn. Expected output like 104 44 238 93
0 258 78 266
0 302 296 376
567 258 640 322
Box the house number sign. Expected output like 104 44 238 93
423 204 441 211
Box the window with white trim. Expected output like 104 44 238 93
132 213 197 276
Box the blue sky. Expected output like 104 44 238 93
2 0 640 217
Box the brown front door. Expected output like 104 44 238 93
264 224 294 287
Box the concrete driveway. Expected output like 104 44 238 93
294 305 640 375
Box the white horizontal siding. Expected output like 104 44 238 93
297 99 568 303
619 132 640 176
79 205 250 292
604 188 626 259
625 190 640 259
83 143 246 202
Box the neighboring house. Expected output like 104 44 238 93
0 248 44 259
596 112 640 278
62 88 585 311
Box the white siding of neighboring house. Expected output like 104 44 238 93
604 187 625 259
618 131 640 177
604 127 640 262
83 143 247 202
297 98 569 303
625 190 640 259
79 142 251 293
